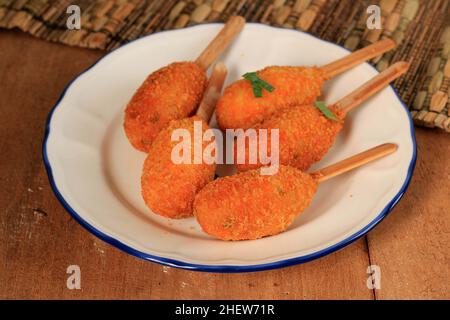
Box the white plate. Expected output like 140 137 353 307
43 23 416 272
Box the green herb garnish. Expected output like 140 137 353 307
243 72 275 98
314 101 338 121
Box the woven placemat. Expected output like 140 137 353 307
1 0 449 132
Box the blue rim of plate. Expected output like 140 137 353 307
42 23 417 273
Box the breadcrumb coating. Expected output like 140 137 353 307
141 116 216 219
235 104 344 172
194 166 318 240
216 66 325 130
124 62 207 152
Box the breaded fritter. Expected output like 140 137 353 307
235 104 344 172
125 62 207 152
194 166 318 240
216 66 325 130
141 116 216 218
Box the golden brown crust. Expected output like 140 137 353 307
124 62 207 152
235 104 344 172
215 66 324 130
194 166 318 240
141 116 216 219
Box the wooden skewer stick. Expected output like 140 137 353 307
321 39 396 79
332 61 409 115
196 62 228 122
195 16 245 70
312 143 398 183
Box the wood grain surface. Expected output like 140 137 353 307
0 30 448 300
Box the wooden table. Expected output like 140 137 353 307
0 30 448 300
